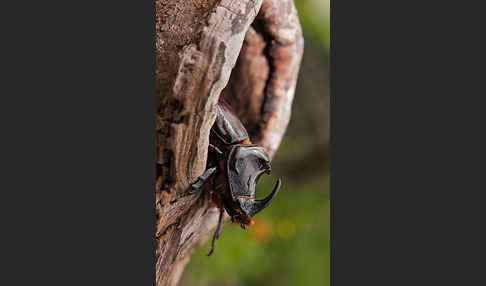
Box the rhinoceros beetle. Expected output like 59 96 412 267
187 99 281 256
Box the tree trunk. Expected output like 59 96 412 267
155 0 303 285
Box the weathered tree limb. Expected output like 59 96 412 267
155 0 303 285
222 0 304 157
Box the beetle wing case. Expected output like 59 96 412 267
211 101 249 145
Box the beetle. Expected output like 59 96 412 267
187 99 281 256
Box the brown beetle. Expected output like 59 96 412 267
187 99 281 256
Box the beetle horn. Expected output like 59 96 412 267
240 179 282 217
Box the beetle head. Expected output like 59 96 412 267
226 145 281 225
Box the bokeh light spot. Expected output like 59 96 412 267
250 216 274 244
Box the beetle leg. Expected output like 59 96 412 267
209 144 223 157
186 167 218 196
208 208 225 256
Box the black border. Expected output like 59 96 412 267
2 1 155 285
329 0 477 285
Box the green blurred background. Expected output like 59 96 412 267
180 1 330 285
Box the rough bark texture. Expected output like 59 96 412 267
155 0 303 285
222 0 304 158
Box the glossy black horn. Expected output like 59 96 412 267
239 178 282 217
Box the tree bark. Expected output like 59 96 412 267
155 0 303 285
